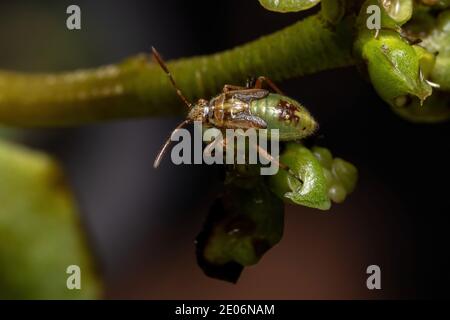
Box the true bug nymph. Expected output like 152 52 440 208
152 47 318 168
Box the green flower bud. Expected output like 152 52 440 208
270 144 358 208
269 143 331 210
332 158 358 193
357 0 411 31
413 45 436 79
380 0 413 25
322 167 334 187
397 9 450 122
328 184 348 203
258 0 321 13
355 1 435 112
419 10 450 91
312 146 333 169
355 29 433 108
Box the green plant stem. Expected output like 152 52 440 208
0 14 354 127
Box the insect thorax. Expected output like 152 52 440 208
187 99 210 122
206 95 250 127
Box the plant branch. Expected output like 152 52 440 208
0 14 354 127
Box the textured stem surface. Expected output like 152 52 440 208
0 14 354 127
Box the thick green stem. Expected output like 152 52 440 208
0 14 354 127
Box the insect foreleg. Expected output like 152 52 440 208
252 143 286 171
215 131 301 182
254 76 285 95
203 134 226 157
255 144 304 183
222 84 247 93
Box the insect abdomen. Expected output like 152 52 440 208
250 93 317 141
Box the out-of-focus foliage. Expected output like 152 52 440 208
0 127 22 141
196 173 284 283
417 0 450 9
0 140 101 299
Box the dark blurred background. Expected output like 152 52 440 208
0 0 448 299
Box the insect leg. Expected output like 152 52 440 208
253 144 287 171
255 144 305 183
234 128 299 178
224 130 300 180
222 84 247 93
203 133 225 156
151 47 192 108
254 76 285 95
231 129 285 169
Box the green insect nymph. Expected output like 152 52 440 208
152 47 318 168
249 93 318 141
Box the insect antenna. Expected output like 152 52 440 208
152 47 192 108
153 119 191 168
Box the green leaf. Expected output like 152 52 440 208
0 140 102 299
196 176 284 283
258 0 321 13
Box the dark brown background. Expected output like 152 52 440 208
0 0 448 299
